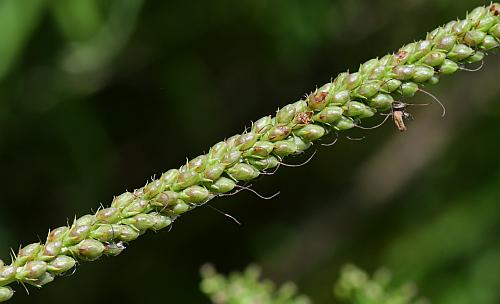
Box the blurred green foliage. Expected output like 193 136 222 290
0 0 499 303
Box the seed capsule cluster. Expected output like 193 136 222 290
0 4 498 302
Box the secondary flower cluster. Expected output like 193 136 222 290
0 3 498 302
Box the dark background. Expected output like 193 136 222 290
0 0 499 303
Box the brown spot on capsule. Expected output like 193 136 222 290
394 51 409 63
490 3 500 16
295 111 313 125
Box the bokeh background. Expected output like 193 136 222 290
1 0 499 303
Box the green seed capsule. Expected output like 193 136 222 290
181 185 210 203
47 226 69 242
248 156 280 170
467 51 485 63
15 243 41 266
203 163 225 181
103 242 126 256
393 65 415 81
122 199 150 217
343 72 362 90
208 142 228 160
439 59 459 74
143 180 164 199
160 169 180 188
343 101 375 118
293 100 309 113
447 44 474 61
477 16 496 32
72 239 105 261
380 79 402 93
40 241 63 260
117 225 140 242
412 65 434 83
243 141 274 158
273 140 297 157
333 116 355 130
172 169 199 191
252 116 273 134
368 65 387 80
225 134 240 147
480 35 500 50
276 104 297 124
378 54 395 66
409 40 432 62
221 149 242 167
123 214 156 230
210 177 236 193
331 90 350 105
464 30 487 46
355 81 380 98
435 35 456 51
47 255 76 274
0 265 16 285
90 225 118 242
313 106 343 123
227 163 260 181
0 287 13 302
359 58 379 74
64 224 91 246
172 200 190 215
369 93 393 111
451 19 472 35
294 124 326 141
490 24 500 40
149 213 172 231
188 155 208 173
427 75 440 85
422 51 446 66
95 207 120 224
399 82 419 97
235 132 259 150
264 125 292 142
31 272 54 287
292 136 311 153
468 6 487 23
152 191 178 208
111 192 135 210
16 261 47 280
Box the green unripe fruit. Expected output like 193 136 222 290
264 125 292 142
343 72 362 90
427 75 440 85
294 124 326 141
172 201 190 215
0 287 13 302
181 185 210 204
464 30 487 46
331 90 351 105
481 35 500 50
208 142 228 160
276 104 297 124
143 180 164 199
359 58 379 74
435 35 456 51
399 82 419 97
369 93 393 111
210 177 236 193
40 241 63 260
243 141 274 158
248 156 280 170
409 40 432 62
122 199 150 217
47 227 69 242
273 140 297 157
172 170 200 191
225 134 240 147
188 155 208 173
440 59 459 74
103 242 126 256
333 116 355 130
71 239 105 261
292 136 311 152
423 51 446 66
150 213 172 231
152 191 178 208
64 225 91 246
447 44 474 61
490 24 500 39
343 102 375 118
16 261 47 280
96 207 120 223
111 192 135 210
15 243 41 266
469 6 487 22
393 65 415 80
380 79 402 93
203 163 225 182
313 106 343 123
412 65 435 83
355 81 380 98
117 225 140 242
123 214 156 230
76 215 97 226
477 16 497 31
467 51 485 63
252 116 272 134
32 272 54 287
47 256 76 274
91 225 118 242
0 265 16 285
227 163 260 181
368 65 387 80
235 132 259 150
221 149 242 167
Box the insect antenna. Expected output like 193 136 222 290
321 132 339 147
346 135 366 141
418 88 446 117
459 60 484 72
278 150 317 167
206 204 241 225
355 113 392 130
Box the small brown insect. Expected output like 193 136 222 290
392 101 411 132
